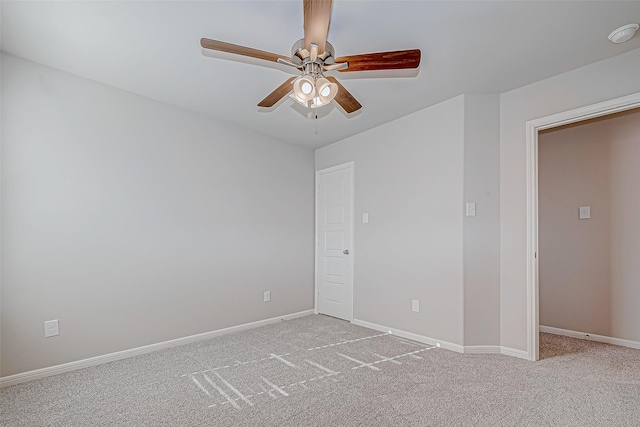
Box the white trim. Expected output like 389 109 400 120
525 118 540 362
540 326 640 350
0 310 314 388
499 346 530 360
525 91 640 362
463 346 530 359
352 319 464 353
463 346 501 354
314 161 355 322
460 345 531 359
353 319 531 360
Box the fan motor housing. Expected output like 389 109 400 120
291 38 335 66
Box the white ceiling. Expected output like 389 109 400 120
2 1 639 149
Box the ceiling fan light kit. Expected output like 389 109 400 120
289 57 339 108
200 0 421 114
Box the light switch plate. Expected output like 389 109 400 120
412 299 420 313
579 206 591 219
465 202 476 217
362 213 369 224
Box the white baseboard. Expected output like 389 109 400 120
540 325 640 350
0 309 314 388
463 345 501 354
461 345 530 360
352 319 464 353
499 346 530 360
352 319 533 360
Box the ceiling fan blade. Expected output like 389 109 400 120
258 77 297 108
327 76 362 113
304 0 332 54
334 49 421 72
323 62 348 71
201 38 291 63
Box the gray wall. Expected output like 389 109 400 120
609 110 640 342
539 109 640 342
0 33 3 378
315 96 466 346
1 54 315 376
314 94 501 348
500 47 640 352
3 45 640 376
463 95 500 346
539 118 612 336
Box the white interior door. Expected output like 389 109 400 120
316 162 354 321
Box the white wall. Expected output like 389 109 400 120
315 96 466 346
500 48 640 351
1 54 315 377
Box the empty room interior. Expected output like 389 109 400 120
1 1 640 426
539 108 640 348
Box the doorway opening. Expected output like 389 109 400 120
526 92 640 361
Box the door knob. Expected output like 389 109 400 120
343 249 349 255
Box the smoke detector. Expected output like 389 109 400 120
608 24 639 44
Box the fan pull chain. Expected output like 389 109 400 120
315 110 319 135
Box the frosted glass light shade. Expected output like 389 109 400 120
315 77 338 104
289 92 309 107
293 76 316 101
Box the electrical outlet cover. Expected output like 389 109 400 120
44 319 59 337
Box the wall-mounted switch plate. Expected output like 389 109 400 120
465 202 476 217
579 206 591 219
44 319 59 338
362 213 369 224
412 299 420 313
264 291 271 302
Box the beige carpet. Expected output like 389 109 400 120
1 315 639 426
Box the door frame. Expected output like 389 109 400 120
314 161 355 321
525 92 640 361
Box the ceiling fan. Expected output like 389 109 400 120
200 0 421 113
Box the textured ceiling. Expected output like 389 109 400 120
2 1 639 148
